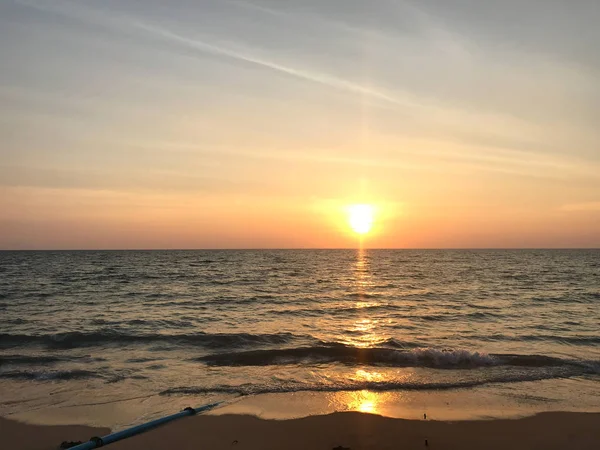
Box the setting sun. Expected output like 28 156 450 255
348 204 374 234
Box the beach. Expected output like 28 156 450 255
4 410 600 450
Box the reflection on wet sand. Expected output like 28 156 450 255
324 369 405 415
327 389 398 415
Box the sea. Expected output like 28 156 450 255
1 250 599 427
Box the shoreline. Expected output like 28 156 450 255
4 377 599 430
3 411 600 450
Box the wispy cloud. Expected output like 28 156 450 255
16 0 418 109
130 21 430 112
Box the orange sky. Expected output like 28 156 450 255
1 1 599 249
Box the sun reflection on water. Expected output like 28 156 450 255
353 248 373 292
353 368 385 382
341 249 390 348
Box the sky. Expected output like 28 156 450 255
1 0 599 249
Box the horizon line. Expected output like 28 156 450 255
1 247 599 251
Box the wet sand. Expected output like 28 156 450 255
3 411 600 450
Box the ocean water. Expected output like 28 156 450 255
1 250 599 424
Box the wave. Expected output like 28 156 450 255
188 260 217 266
158 367 591 397
0 369 100 381
196 346 599 372
0 331 308 350
125 357 165 363
414 312 506 322
4 318 27 325
0 355 67 366
267 306 506 320
268 304 396 317
479 334 600 345
0 354 106 366
2 358 596 388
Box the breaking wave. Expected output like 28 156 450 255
196 346 597 371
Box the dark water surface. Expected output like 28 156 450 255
1 250 599 422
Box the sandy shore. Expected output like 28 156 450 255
3 411 600 450
0 417 109 450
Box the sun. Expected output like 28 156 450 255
348 204 374 234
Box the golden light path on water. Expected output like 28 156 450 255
328 248 398 415
342 247 389 349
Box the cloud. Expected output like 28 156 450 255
129 21 430 113
15 0 418 110
8 0 600 182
